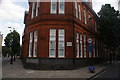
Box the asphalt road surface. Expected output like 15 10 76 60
93 61 120 80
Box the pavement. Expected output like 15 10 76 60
2 58 111 79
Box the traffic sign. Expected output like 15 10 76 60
88 44 93 52
87 38 92 44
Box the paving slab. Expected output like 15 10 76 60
2 59 111 78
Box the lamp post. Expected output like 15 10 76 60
8 27 15 64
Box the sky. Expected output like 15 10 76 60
0 0 119 46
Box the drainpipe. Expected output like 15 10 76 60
72 1 75 68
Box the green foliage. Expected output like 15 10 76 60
4 30 20 56
98 4 120 49
2 46 11 57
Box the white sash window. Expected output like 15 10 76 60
58 29 65 57
84 10 87 24
36 0 40 16
49 29 56 57
51 0 57 14
84 34 86 57
29 32 33 57
33 31 38 57
59 0 65 14
80 34 83 58
31 2 35 18
76 33 79 57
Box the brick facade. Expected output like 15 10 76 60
22 1 103 70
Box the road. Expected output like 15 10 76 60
93 61 120 79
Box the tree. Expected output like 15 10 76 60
98 4 120 48
4 30 20 64
2 46 11 57
98 4 120 63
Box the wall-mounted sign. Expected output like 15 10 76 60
67 42 72 46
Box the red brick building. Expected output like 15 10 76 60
22 0 103 69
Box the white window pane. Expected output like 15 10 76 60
80 34 83 58
34 31 38 38
50 49 55 56
59 41 64 49
50 37 56 41
76 33 79 57
76 43 79 57
51 0 57 14
33 31 38 57
75 2 78 18
50 30 56 36
50 41 56 49
58 49 64 57
29 43 32 57
36 1 40 16
59 37 64 41
49 29 56 57
88 14 91 27
79 4 81 20
59 0 65 14
58 29 65 57
84 10 87 24
31 2 35 18
84 34 86 57
33 42 37 57
29 32 33 57
30 32 33 39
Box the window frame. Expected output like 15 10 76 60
83 34 87 58
88 14 91 27
58 29 65 58
33 31 38 57
80 33 83 58
84 10 87 24
75 1 79 18
78 4 81 20
31 2 35 18
59 0 65 14
49 29 56 58
29 32 33 57
76 32 79 58
35 0 40 16
51 0 57 14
